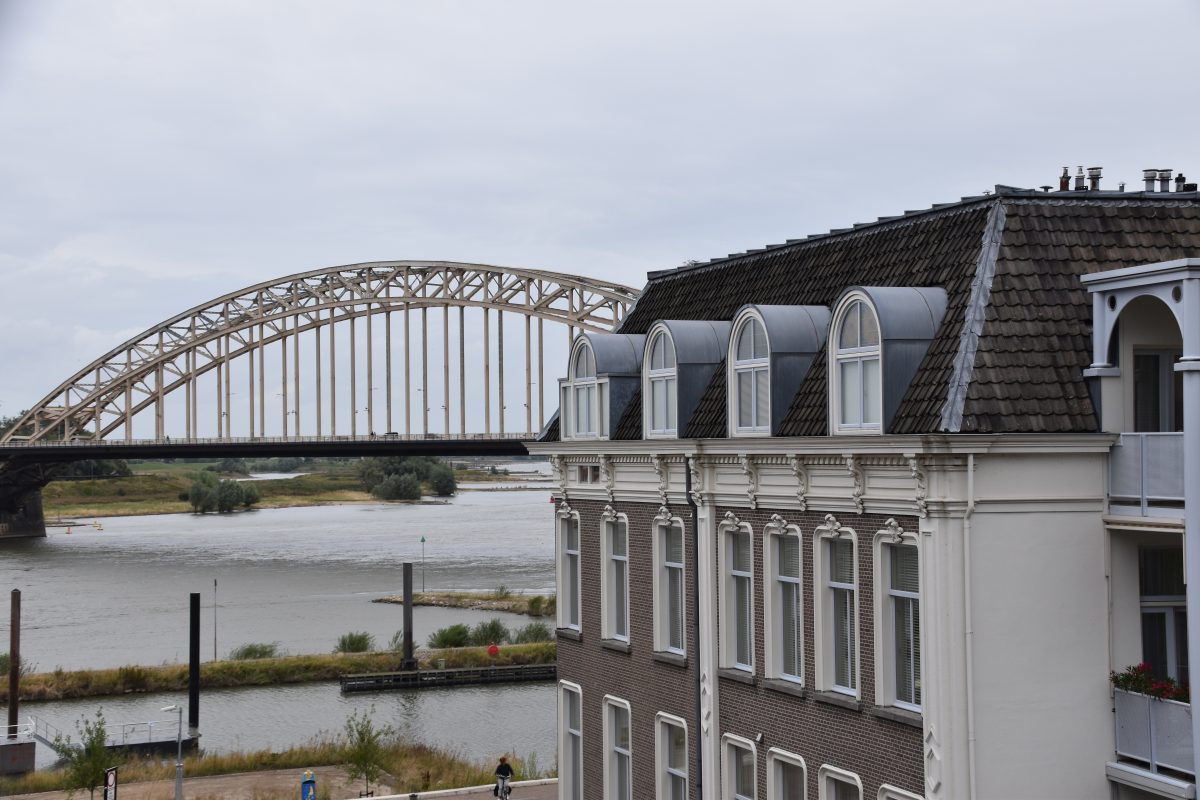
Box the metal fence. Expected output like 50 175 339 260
1109 433 1185 516
1114 688 1194 776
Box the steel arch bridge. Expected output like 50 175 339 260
1 261 639 448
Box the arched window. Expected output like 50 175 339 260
833 298 881 432
647 330 677 435
571 343 597 437
733 316 769 434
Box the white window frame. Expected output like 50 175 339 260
719 517 756 672
652 512 688 655
723 734 758 800
812 518 859 696
562 339 610 440
877 786 923 800
557 506 582 632
558 681 583 800
729 309 771 436
873 524 922 713
764 517 804 684
817 765 862 800
602 511 631 643
644 325 679 438
603 696 633 800
767 748 807 800
830 292 882 435
656 712 689 800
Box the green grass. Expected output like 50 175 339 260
1 643 557 701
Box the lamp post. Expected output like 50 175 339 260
420 536 426 591
161 704 183 800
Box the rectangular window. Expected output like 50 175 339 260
561 685 583 800
575 384 594 435
727 741 756 800
598 382 609 438
889 544 921 709
827 777 859 800
606 518 630 641
607 701 632 800
658 717 688 800
561 516 581 630
768 750 805 800
840 361 861 425
650 376 678 434
730 528 754 670
829 538 856 693
777 535 802 681
661 521 686 653
1140 546 1188 684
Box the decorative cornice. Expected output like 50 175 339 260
687 456 704 506
908 456 928 518
789 454 809 512
739 454 759 509
549 455 568 499
844 454 865 514
820 513 845 537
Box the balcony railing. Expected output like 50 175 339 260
1109 433 1185 517
1114 688 1194 776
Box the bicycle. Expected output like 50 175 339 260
494 774 512 799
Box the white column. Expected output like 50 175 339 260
1178 275 1200 777
694 482 720 800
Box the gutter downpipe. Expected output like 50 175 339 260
964 453 978 800
685 456 704 800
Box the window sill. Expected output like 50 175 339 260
717 667 756 686
652 651 688 668
762 678 807 699
556 628 582 642
601 639 631 654
870 705 922 729
814 690 862 712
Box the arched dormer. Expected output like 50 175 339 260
559 333 645 440
829 287 947 434
644 320 732 438
728 305 831 437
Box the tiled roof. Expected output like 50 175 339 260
542 190 1200 441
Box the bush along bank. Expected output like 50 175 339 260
0 642 556 702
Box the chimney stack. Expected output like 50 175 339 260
1059 167 1070 191
1176 173 1187 192
1074 166 1086 191
1159 169 1173 193
1144 169 1158 192
1087 167 1102 191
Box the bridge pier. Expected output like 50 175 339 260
0 489 46 539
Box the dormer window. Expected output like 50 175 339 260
832 296 881 432
561 339 608 439
732 316 769 434
647 330 677 436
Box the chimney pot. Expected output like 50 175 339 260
1074 166 1086 191
1176 173 1187 192
1059 167 1070 191
1144 169 1158 191
1185 183 1199 192
1087 166 1102 191
1159 169 1173 193
1119 182 1126 192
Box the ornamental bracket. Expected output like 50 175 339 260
908 455 928 519
599 454 615 502
789 454 809 512
739 454 759 509
844 454 865 514
652 455 669 505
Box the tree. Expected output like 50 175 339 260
239 482 260 509
428 463 456 497
188 482 216 513
343 707 394 797
372 474 421 501
52 709 115 800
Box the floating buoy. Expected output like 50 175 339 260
65 527 72 535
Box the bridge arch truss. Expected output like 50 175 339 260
3 261 639 444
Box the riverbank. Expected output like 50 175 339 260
374 591 556 617
0 643 556 703
0 738 548 798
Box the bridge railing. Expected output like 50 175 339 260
0 432 538 449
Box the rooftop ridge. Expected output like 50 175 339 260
647 188 1200 283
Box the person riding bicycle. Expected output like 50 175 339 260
493 756 514 797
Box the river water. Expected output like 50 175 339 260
0 480 558 770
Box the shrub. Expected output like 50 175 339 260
117 665 151 690
526 596 543 616
215 479 243 513
372 474 421 501
469 619 510 647
239 482 260 509
512 621 552 644
428 463 456 496
491 584 512 599
188 483 216 513
386 630 406 652
1111 662 1189 701
426 624 471 649
334 632 375 654
229 642 282 660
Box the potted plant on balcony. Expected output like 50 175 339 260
1111 662 1189 702
1111 663 1193 774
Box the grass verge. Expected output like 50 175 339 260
376 591 557 617
0 643 557 702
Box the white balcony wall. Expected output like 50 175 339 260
1110 433 1186 517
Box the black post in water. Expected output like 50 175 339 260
402 563 416 670
189 592 200 732
7 590 19 740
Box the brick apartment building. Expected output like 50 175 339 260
529 173 1200 800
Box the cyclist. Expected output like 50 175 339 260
493 755 514 797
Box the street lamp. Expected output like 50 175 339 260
160 704 183 800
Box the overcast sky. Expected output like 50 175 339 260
1 0 1198 422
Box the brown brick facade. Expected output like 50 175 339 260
557 498 702 799
715 505 923 799
557 499 923 799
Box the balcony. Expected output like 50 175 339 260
1110 689 1196 798
1109 433 1185 518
